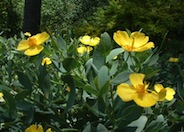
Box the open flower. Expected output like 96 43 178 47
41 57 52 66
116 73 157 107
17 32 50 56
25 124 52 132
79 35 100 46
154 84 175 101
113 30 154 52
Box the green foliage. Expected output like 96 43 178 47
0 29 183 131
74 0 184 41
0 0 22 37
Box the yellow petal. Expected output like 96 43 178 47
158 89 166 101
0 93 3 98
25 125 37 132
24 32 31 37
165 87 175 101
133 93 158 107
116 83 136 102
46 128 52 132
88 37 100 46
86 46 93 53
77 46 87 54
135 42 154 52
33 32 50 45
131 32 149 47
154 84 164 93
42 57 52 66
113 30 130 47
17 40 30 51
37 125 44 132
79 35 91 45
154 84 166 101
24 45 44 56
129 73 145 88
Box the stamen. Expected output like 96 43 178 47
28 38 37 47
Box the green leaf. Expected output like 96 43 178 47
57 35 67 50
63 57 80 72
15 90 29 101
109 60 119 76
42 74 50 99
99 81 110 97
148 54 159 66
128 116 148 132
97 123 108 132
93 49 105 70
117 104 143 129
144 115 168 132
98 66 110 87
17 72 32 91
106 48 124 63
82 84 99 96
3 90 17 114
98 32 113 55
62 75 76 113
52 60 67 73
111 71 131 85
83 123 97 132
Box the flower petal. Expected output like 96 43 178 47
25 124 37 132
24 45 44 56
88 37 100 46
116 83 136 102
113 30 130 47
129 73 145 88
79 35 91 45
154 84 164 93
135 42 154 52
165 87 175 101
37 125 44 132
46 128 52 132
131 32 149 47
33 32 50 45
77 46 87 54
17 40 30 51
133 93 158 107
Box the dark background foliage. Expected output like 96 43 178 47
0 0 184 56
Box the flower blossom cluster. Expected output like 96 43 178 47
77 35 100 54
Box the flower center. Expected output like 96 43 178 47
136 84 146 95
28 38 37 47
123 45 134 51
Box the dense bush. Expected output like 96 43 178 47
73 0 184 40
0 0 22 37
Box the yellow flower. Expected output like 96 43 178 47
25 124 52 132
168 57 179 62
79 35 100 46
24 32 31 37
41 57 52 66
113 30 154 52
0 92 3 98
116 73 157 107
154 84 175 101
0 92 5 102
17 32 50 56
77 45 93 54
